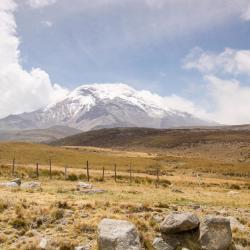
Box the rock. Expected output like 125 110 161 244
80 189 105 194
152 237 174 250
21 181 41 190
0 182 19 188
97 218 141 250
39 238 48 249
199 216 232 250
161 231 200 250
76 182 93 190
228 191 239 196
75 245 90 250
234 244 248 250
11 178 21 186
227 216 245 232
160 212 199 233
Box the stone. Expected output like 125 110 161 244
97 218 141 250
227 216 245 232
152 237 174 250
75 245 90 250
76 182 93 190
21 181 41 190
228 191 239 196
11 178 21 186
80 189 105 194
0 182 19 188
160 212 199 234
199 216 232 250
39 238 48 249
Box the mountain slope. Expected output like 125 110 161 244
51 126 250 149
0 83 213 131
0 126 81 143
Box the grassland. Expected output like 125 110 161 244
0 141 249 249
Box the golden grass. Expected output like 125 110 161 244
0 142 249 249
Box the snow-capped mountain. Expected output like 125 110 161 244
0 83 212 131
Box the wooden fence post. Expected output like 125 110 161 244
36 163 39 178
49 158 52 179
114 164 117 182
129 161 132 184
102 167 105 181
86 161 90 181
64 166 67 180
156 167 160 188
12 157 15 176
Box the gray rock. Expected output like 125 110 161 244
152 237 174 250
80 189 105 194
76 182 93 190
11 178 21 186
0 182 19 188
227 216 245 232
199 216 232 250
75 245 90 250
21 181 41 190
160 212 199 233
39 238 48 249
97 218 141 250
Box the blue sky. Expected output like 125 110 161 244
1 0 250 124
16 0 250 97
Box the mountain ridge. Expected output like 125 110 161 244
0 83 214 131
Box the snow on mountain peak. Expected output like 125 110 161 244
69 83 171 114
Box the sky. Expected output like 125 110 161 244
1 0 250 124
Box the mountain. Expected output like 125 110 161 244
0 83 214 131
51 126 250 149
0 126 81 143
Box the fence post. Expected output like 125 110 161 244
12 157 15 176
129 161 132 184
156 167 160 188
49 158 52 179
102 167 105 181
36 163 39 178
114 164 117 182
86 160 90 181
64 166 67 180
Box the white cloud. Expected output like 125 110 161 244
183 47 250 124
0 0 68 118
204 75 250 124
26 0 57 8
183 47 250 75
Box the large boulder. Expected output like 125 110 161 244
97 218 141 250
152 237 174 250
199 216 232 250
160 212 199 234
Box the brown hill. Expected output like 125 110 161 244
50 126 250 149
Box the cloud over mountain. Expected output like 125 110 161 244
0 0 68 118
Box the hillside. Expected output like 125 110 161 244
51 126 250 149
0 126 81 143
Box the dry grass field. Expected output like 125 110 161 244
0 141 249 249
